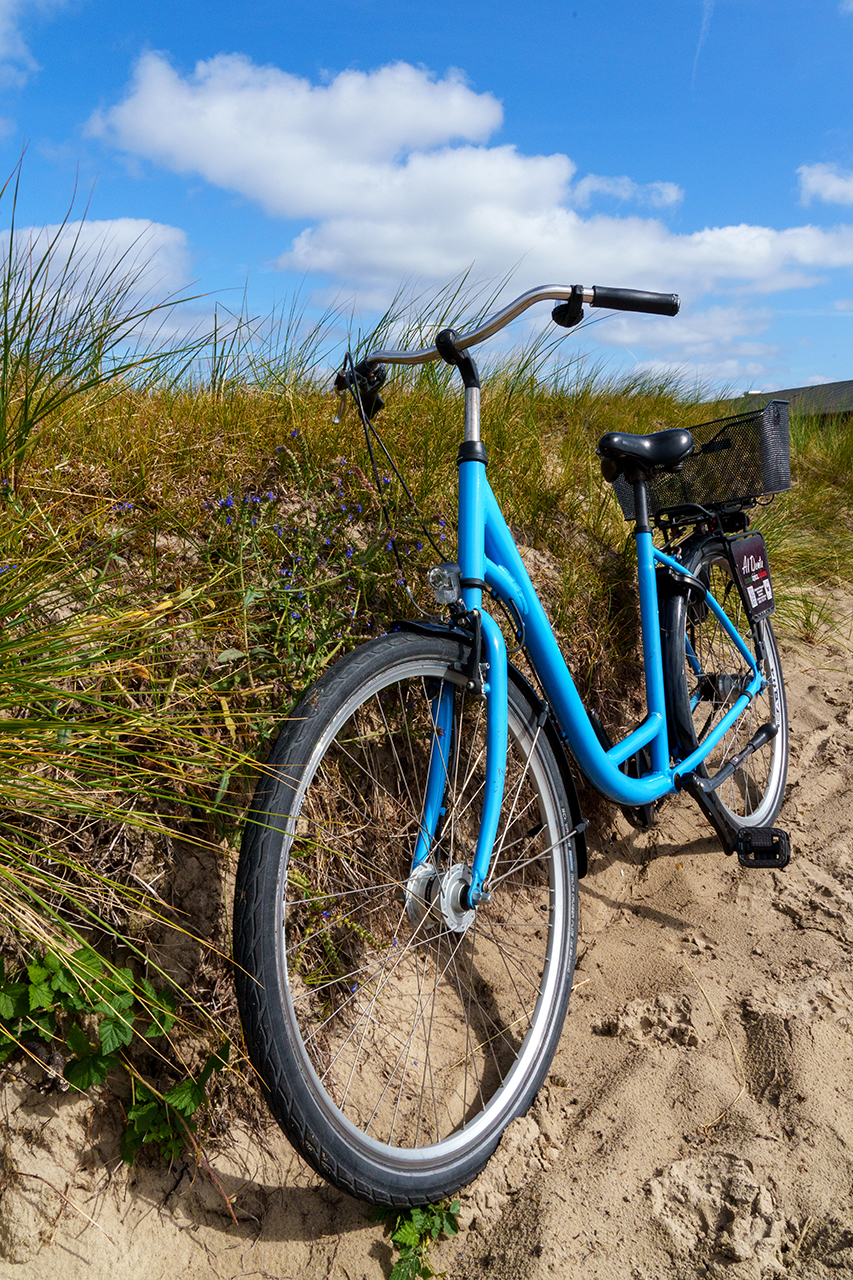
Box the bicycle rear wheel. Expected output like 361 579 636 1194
234 630 579 1206
664 537 788 834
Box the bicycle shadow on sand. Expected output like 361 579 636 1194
579 824 729 933
143 827 730 1243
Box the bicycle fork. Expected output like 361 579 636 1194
410 462 509 907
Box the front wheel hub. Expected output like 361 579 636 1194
438 864 476 933
405 863 438 928
404 862 477 934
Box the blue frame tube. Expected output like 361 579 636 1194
469 611 507 896
653 548 760 670
481 484 670 804
412 683 454 869
480 479 761 805
636 528 669 775
672 690 753 779
455 461 508 898
458 460 486 609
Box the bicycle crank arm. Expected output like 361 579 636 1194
677 721 779 795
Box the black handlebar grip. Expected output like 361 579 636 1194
591 287 680 317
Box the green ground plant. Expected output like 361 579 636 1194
121 1042 229 1166
374 1199 461 1280
0 944 227 1168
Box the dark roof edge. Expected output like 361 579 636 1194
740 378 853 415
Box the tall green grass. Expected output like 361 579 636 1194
0 166 203 488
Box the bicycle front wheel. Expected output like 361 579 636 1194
664 537 788 833
234 630 579 1206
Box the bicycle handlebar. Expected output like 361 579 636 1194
366 282 680 365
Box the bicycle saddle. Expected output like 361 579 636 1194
597 428 694 481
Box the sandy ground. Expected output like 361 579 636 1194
2 609 853 1280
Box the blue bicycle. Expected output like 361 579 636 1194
234 283 790 1206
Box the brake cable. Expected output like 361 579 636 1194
339 351 444 616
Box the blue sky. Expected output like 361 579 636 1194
2 0 853 390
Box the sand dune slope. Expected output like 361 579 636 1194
2 618 852 1280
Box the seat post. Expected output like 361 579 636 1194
632 474 652 534
632 475 669 775
464 383 481 443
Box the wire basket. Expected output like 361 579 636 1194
612 400 790 521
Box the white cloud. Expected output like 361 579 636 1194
284 207 853 306
840 1 853 13
88 54 504 219
88 54 853 312
0 0 67 88
644 355 776 388
3 216 197 345
594 303 773 352
590 304 779 385
798 162 853 205
11 217 191 302
88 56 694 276
88 55 853 385
571 174 683 208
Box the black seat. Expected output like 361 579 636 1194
597 428 694 481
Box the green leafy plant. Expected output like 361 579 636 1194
0 945 227 1170
374 1200 460 1280
121 1043 229 1165
0 945 141 1071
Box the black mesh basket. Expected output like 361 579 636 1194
612 400 790 521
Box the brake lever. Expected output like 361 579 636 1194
333 389 348 425
332 359 386 424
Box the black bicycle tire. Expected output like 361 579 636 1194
234 630 579 1206
663 536 788 835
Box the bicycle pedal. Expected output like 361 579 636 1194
736 827 791 870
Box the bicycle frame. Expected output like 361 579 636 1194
415 456 765 902
363 282 766 903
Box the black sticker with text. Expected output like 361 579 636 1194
729 532 774 620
